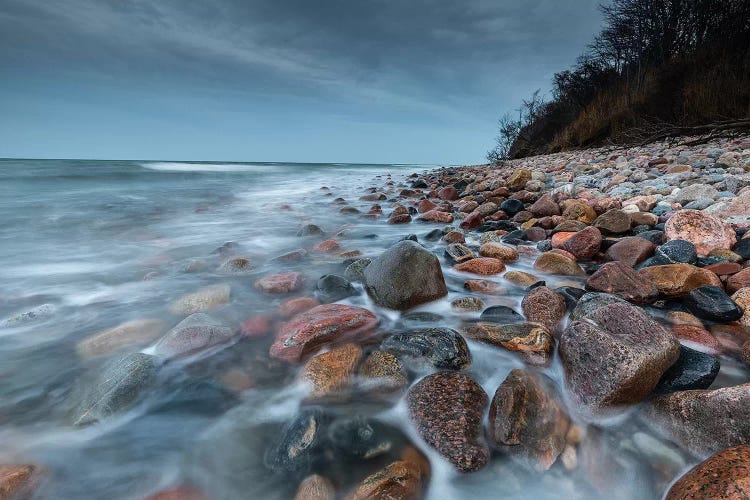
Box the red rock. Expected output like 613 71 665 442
270 304 378 363
301 343 362 399
442 231 465 243
561 226 602 259
240 315 272 338
521 286 566 330
706 262 743 276
418 210 453 223
665 210 737 256
604 237 655 267
666 445 750 500
551 232 576 248
728 268 750 294
438 186 459 201
672 324 722 353
454 257 505 275
312 239 341 253
550 248 577 261
255 272 306 294
528 194 560 217
388 213 412 224
416 199 436 213
585 262 659 304
459 211 483 230
278 298 321 318
345 461 421 500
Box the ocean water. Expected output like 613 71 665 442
0 158 735 499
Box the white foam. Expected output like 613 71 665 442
141 162 278 173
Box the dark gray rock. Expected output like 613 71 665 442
479 305 524 324
364 240 448 310
344 258 371 283
655 345 720 393
265 409 329 472
656 239 698 264
684 285 744 322
315 274 358 303
382 328 471 370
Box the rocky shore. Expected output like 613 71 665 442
4 135 750 499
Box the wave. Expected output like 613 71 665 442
140 162 279 173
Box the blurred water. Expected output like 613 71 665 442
0 158 734 499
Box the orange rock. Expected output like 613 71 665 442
664 210 736 256
666 445 750 500
301 343 363 399
345 461 421 500
312 239 341 253
638 264 722 297
454 257 505 275
551 231 576 247
0 465 38 500
478 242 519 262
464 279 505 295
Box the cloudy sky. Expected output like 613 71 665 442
0 0 602 164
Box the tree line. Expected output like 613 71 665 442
488 0 750 162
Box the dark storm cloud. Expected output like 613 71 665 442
0 0 602 162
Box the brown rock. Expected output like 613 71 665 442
0 465 38 500
478 243 519 262
459 211 483 230
521 286 566 330
312 239 341 253
295 475 335 500
388 213 412 224
418 210 454 223
705 262 742 276
604 237 655 267
666 445 750 500
487 369 570 470
345 461 421 500
451 296 484 311
672 324 722 353
270 304 378 363
358 350 408 391
508 168 532 190
630 212 658 226
255 272 305 294
454 257 505 275
664 210 737 256
728 268 750 294
504 271 541 287
561 226 602 259
442 231 465 243
438 186 459 201
529 194 560 217
638 264 721 297
561 200 597 224
550 231 575 248
416 199 436 213
534 252 585 276
462 322 554 366
732 288 750 327
585 262 659 304
593 209 631 234
407 372 489 472
301 343 362 399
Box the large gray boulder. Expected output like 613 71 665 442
364 240 447 310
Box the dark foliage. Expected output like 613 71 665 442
488 0 750 162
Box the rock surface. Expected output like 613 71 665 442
382 328 471 370
585 261 659 304
664 210 737 256
666 445 750 500
364 241 448 310
462 322 554 366
153 313 233 360
407 372 489 472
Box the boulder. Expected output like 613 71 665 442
646 384 750 456
664 210 736 256
315 274 358 303
382 328 471 370
454 257 505 275
364 241 447 310
560 302 679 413
604 237 656 267
666 445 750 500
585 262 659 304
487 369 570 470
407 372 489 472
270 304 378 363
593 209 631 234
533 252 585 276
638 264 722 297
655 345 720 393
683 285 744 322
561 226 602 259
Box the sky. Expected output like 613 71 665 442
0 0 602 164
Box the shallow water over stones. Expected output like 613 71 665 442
2 141 750 499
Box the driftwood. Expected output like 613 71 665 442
634 119 750 146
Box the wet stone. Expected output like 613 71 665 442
521 286 566 331
604 237 656 267
169 284 231 314
479 305 524 324
255 272 306 294
72 352 158 426
295 475 335 500
382 328 471 370
463 322 554 366
585 261 659 304
76 318 164 359
487 369 570 471
364 240 448 310
556 286 586 311
593 209 631 234
315 274 358 303
345 461 421 500
665 445 750 500
664 209 736 256
683 285 744 322
265 409 328 472
0 465 39 500
656 239 698 264
655 344 720 393
301 343 363 399
454 257 505 275
533 252 585 276
451 296 485 312
358 350 409 391
344 258 371 283
407 372 489 472
444 243 476 264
